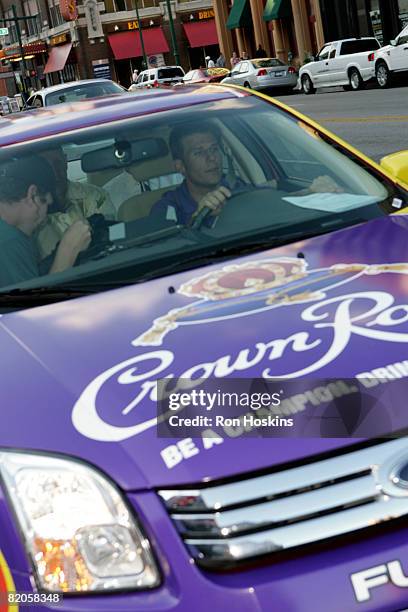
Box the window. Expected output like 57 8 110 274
113 0 128 10
317 45 332 60
45 82 123 105
251 59 283 68
157 67 184 79
340 39 380 54
398 27 408 44
3 9 17 44
23 0 41 37
48 0 63 27
239 62 250 73
0 97 395 293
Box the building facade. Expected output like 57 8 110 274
0 0 406 97
214 0 408 68
0 0 221 95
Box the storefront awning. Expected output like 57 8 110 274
226 0 252 29
44 43 73 74
108 28 169 61
183 20 219 48
263 0 292 22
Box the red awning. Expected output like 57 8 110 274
43 43 73 74
183 20 219 48
108 28 169 61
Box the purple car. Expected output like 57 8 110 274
0 86 408 611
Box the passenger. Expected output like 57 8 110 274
36 147 115 258
151 121 343 226
0 156 91 288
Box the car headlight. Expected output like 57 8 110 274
0 451 160 593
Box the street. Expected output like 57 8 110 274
275 85 408 163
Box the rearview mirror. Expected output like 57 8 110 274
390 39 397 46
82 138 169 172
380 150 408 188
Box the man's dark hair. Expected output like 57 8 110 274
169 121 222 161
0 156 56 203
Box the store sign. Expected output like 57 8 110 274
50 33 68 46
126 19 159 30
92 59 111 79
148 53 165 68
60 0 78 21
198 9 215 19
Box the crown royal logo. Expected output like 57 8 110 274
134 258 408 346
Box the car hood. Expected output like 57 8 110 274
1 216 408 490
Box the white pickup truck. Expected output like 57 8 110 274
374 25 408 87
299 37 380 94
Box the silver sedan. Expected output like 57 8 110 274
221 58 297 92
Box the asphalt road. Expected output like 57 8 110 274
274 85 408 163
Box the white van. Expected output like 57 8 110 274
298 38 380 94
130 66 185 89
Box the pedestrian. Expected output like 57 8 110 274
230 51 240 68
254 44 267 58
206 56 215 68
132 69 139 83
216 53 226 68
241 51 249 60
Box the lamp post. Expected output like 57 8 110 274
12 5 28 95
133 0 148 70
165 0 180 65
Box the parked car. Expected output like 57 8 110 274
0 87 408 610
130 66 185 90
221 57 297 92
26 79 126 108
374 25 408 87
299 37 380 94
182 67 230 84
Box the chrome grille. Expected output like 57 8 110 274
158 438 408 567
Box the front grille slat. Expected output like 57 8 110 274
172 473 378 537
158 438 408 567
184 496 408 562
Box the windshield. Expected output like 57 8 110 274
45 82 123 105
0 96 399 294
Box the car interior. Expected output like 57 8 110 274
19 101 390 273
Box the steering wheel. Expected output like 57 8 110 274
190 185 263 231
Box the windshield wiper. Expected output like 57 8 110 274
0 285 101 306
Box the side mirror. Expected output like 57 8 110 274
380 150 408 189
390 39 397 46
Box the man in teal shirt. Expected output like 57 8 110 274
0 155 91 289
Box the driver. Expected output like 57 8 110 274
151 121 239 225
151 121 343 226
